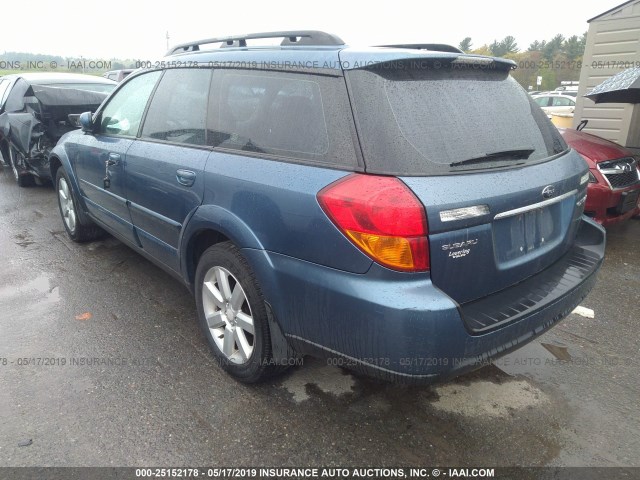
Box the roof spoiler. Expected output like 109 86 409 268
167 30 345 55
377 43 463 54
342 53 516 72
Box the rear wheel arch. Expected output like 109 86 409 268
181 206 265 288
195 241 291 382
194 240 296 382
185 226 296 378
185 228 231 287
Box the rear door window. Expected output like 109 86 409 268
141 68 212 146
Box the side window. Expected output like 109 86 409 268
99 71 161 136
141 69 211 146
534 96 549 107
209 70 358 167
215 72 329 156
552 96 574 107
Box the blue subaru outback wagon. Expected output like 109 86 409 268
50 31 605 383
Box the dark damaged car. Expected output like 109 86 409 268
0 73 116 186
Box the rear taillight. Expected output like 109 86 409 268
317 174 429 272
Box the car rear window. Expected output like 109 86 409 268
346 62 567 175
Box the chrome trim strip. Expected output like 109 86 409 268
494 189 578 220
439 205 490 222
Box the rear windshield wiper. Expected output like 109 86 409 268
450 148 535 167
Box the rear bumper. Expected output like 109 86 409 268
243 217 605 384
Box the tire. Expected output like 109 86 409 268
195 242 277 383
8 146 34 187
55 167 103 242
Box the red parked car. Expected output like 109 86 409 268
559 128 640 227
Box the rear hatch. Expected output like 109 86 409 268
343 52 589 304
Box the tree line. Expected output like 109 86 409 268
458 34 587 91
0 51 138 75
3 36 587 90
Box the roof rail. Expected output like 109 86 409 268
167 30 345 55
378 44 464 54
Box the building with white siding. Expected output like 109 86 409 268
573 0 640 151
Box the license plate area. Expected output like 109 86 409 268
493 204 559 264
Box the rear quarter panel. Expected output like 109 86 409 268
193 152 373 273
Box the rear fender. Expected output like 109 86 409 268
179 204 265 288
179 208 296 357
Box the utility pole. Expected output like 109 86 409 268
166 31 170 51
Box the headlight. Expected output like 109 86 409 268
588 171 597 183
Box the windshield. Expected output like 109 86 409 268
346 63 567 175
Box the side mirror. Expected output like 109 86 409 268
78 111 94 133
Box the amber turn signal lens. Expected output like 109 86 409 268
345 231 415 270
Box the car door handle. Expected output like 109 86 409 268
176 169 196 187
106 153 121 166
104 153 121 189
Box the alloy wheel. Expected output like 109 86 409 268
202 266 255 364
58 176 77 233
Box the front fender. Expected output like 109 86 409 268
49 140 93 226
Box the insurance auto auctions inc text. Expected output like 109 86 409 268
201 468 496 478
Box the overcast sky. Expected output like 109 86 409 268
0 0 617 60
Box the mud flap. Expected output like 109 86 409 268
265 302 299 364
